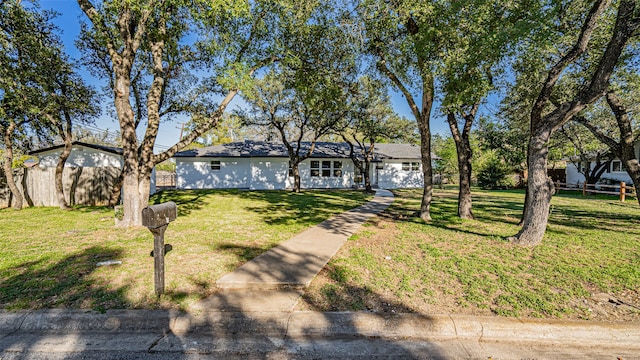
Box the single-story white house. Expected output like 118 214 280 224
33 142 125 168
565 141 640 185
26 142 155 206
174 140 427 190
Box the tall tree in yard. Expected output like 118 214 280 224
241 3 357 193
0 1 96 209
510 0 640 246
77 0 320 226
359 0 439 221
438 1 532 219
341 76 416 193
48 72 99 210
241 71 351 192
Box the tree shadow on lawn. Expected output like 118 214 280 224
150 189 229 217
300 263 418 314
548 206 640 235
386 189 638 238
236 190 371 227
214 242 280 264
0 246 129 311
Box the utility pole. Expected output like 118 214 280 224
177 122 185 141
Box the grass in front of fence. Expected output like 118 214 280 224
0 189 371 311
300 188 640 320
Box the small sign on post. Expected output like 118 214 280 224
142 201 177 297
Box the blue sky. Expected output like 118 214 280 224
42 1 476 152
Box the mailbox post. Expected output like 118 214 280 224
142 201 177 297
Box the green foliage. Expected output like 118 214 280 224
432 134 457 182
477 117 527 171
186 113 247 146
477 154 515 189
155 160 176 172
1 0 97 150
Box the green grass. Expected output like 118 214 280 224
302 188 640 319
0 189 371 310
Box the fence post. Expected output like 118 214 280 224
620 182 626 202
582 182 587 196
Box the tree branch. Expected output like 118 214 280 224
531 0 610 124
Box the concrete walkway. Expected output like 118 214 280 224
191 189 393 312
215 189 394 290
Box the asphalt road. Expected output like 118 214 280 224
1 335 637 359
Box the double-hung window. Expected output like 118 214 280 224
210 160 221 171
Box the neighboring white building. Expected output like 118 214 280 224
174 140 428 190
565 141 640 185
35 142 124 168
30 141 156 198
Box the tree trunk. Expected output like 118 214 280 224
119 170 143 227
447 112 474 219
55 131 73 210
138 169 152 207
623 160 640 207
292 164 301 193
108 169 124 207
2 123 23 210
511 0 636 245
510 129 555 246
363 160 372 193
114 69 143 227
417 84 434 222
604 92 640 207
456 145 473 219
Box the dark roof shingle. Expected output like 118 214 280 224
29 141 123 155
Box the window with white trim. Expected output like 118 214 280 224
354 166 363 183
310 161 320 177
402 162 420 172
333 161 342 177
611 160 624 172
310 160 343 177
210 160 221 170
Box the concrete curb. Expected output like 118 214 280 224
2 309 639 348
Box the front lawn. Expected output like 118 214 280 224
299 188 640 321
0 189 371 311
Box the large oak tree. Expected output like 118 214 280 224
77 0 322 226
510 0 640 246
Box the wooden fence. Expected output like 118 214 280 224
555 181 637 202
155 171 176 189
0 166 121 208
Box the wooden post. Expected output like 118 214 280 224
150 225 167 297
620 182 626 202
556 180 560 194
582 182 587 196
142 202 177 298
